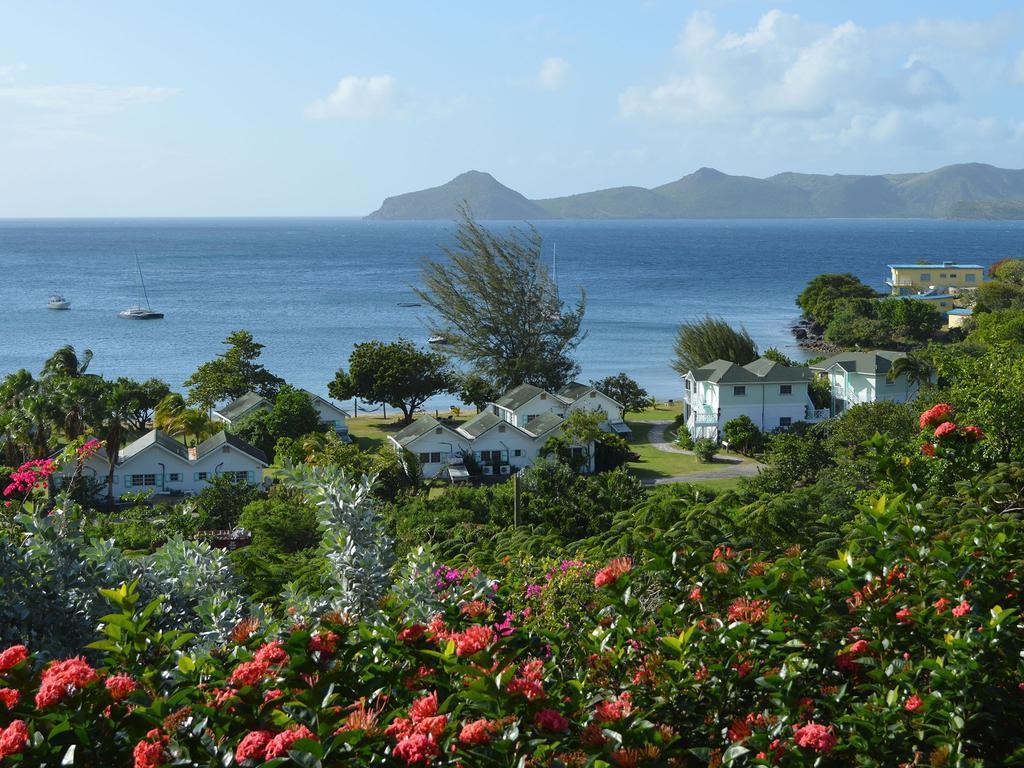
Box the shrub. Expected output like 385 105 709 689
674 420 694 450
692 437 718 462
722 414 762 455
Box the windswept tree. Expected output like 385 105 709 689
183 330 284 411
887 352 935 389
671 315 757 376
796 273 878 327
330 339 455 425
590 373 649 417
416 207 586 392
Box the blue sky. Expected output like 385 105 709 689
1 1 1022 216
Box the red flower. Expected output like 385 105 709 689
35 657 99 708
393 733 440 765
265 725 317 759
507 658 545 700
904 694 924 712
132 729 168 768
836 640 870 674
414 715 447 739
952 600 971 618
920 442 935 457
593 557 633 588
962 425 985 441
726 597 770 624
933 421 957 438
535 708 570 733
919 403 953 429
235 730 275 763
595 693 632 723
934 597 951 614
228 660 270 687
398 624 427 644
0 688 19 709
895 607 913 623
459 718 494 745
451 625 494 657
689 586 703 600
0 720 28 758
309 630 338 655
105 674 138 701
409 691 439 721
0 645 28 672
254 640 290 667
792 722 837 753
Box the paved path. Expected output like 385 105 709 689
636 420 763 486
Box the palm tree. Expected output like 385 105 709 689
888 353 935 391
41 345 93 379
178 409 220 446
94 382 136 508
0 370 37 464
154 392 187 432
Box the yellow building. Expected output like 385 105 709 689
906 293 956 313
946 308 973 329
886 262 985 295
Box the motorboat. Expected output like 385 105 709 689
397 301 422 308
428 335 448 345
47 294 71 310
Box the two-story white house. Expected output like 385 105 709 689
213 390 351 441
810 351 921 414
67 429 268 498
682 358 825 440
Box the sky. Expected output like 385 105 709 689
1 1 1023 217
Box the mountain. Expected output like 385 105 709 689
365 170 551 220
366 163 1024 220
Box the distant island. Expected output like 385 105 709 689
366 163 1024 220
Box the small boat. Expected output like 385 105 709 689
119 254 163 320
428 335 448 345
397 302 422 308
47 294 71 310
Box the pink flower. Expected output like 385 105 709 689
451 625 494 657
921 442 935 457
792 722 837 753
726 597 770 624
228 660 270 688
308 630 338 655
35 657 99 708
254 640 290 667
904 694 924 712
409 691 438 722
105 674 138 701
920 403 953 429
393 733 439 765
594 693 632 723
235 730 275 763
459 718 494 745
952 600 971 618
934 421 957 439
0 688 19 709
265 725 317 759
0 645 28 672
895 607 913 623
535 708 569 732
132 729 168 768
398 624 427 644
0 720 29 758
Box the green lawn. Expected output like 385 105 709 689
346 411 467 452
625 420 755 483
624 401 683 422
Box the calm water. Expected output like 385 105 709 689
1 218 1021 405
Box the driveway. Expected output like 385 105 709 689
635 420 763 486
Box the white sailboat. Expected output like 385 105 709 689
119 255 164 319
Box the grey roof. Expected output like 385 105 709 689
120 430 188 462
304 391 350 418
493 383 548 410
457 410 503 438
557 381 592 402
391 415 444 447
195 430 268 465
689 357 811 384
216 391 271 422
810 350 906 375
521 411 565 438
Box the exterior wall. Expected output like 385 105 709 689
910 296 955 313
469 424 540 477
396 429 471 479
189 448 266 492
495 393 565 429
312 400 349 435
947 312 971 329
826 370 917 412
889 266 984 294
565 391 623 422
684 378 813 438
67 447 264 496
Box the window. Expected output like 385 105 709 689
779 417 792 427
780 384 792 395
478 449 506 464
168 473 181 482
225 471 251 482
685 380 690 392
418 452 443 464
919 273 931 281
939 273 947 279
434 427 442 435
194 472 208 481
129 474 156 487
513 449 522 457
539 393 547 400
589 391 596 398
498 425 506 432
526 414 537 423
948 273 956 278
966 273 976 282
733 386 746 396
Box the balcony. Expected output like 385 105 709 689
805 406 831 422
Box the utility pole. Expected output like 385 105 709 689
512 472 520 528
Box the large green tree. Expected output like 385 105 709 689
590 373 650 416
329 339 455 425
234 386 324 459
671 315 757 376
797 273 878 326
183 331 284 410
415 208 586 391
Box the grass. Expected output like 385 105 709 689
346 411 466 452
625 420 756 482
624 401 684 422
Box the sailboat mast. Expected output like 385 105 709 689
136 254 151 310
552 243 558 299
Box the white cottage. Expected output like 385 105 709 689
68 429 268 497
682 358 826 440
213 390 350 440
810 351 920 414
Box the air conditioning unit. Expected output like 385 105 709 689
498 465 511 475
482 466 494 476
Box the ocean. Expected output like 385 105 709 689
1 218 1021 406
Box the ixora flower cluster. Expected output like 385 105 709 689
918 402 984 457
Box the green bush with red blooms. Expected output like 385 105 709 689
0 404 1023 766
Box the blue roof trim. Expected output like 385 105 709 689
886 263 984 269
947 308 973 315
905 294 955 300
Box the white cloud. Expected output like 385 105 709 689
620 10 965 124
538 57 569 90
0 63 27 83
0 84 179 117
305 75 398 119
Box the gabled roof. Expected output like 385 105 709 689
493 383 548 410
520 411 565 438
390 415 455 447
810 350 905 375
215 391 271 422
195 430 268 465
304 391 350 419
557 381 592 402
688 357 811 384
457 410 503 439
120 430 189 462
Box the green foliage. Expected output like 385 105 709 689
797 272 878 326
416 207 586 391
692 436 718 462
671 315 757 375
674 420 694 450
183 330 284 410
967 309 1024 348
458 373 500 411
191 473 265 530
875 297 944 341
234 385 325 461
722 414 762 455
589 372 650 415
747 426 832 493
330 338 456 425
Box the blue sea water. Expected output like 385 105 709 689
1 218 1022 406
